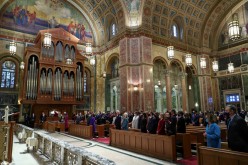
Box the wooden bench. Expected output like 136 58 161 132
110 129 176 161
176 133 192 159
96 125 105 138
197 146 248 165
69 124 93 139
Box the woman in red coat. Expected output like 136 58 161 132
157 113 165 135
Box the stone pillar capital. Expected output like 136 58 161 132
164 69 172 77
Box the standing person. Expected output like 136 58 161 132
157 113 165 135
170 110 177 135
225 105 248 152
203 113 221 148
132 111 139 129
177 111 186 133
64 112 69 132
140 113 147 133
89 114 96 137
114 110 122 130
30 113 36 128
121 113 129 131
147 112 158 134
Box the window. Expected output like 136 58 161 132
226 94 240 103
84 71 87 93
1 61 16 88
172 24 178 38
112 23 116 36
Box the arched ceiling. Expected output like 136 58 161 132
0 0 246 51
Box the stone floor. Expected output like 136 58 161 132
10 130 177 165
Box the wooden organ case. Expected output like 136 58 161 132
22 28 88 116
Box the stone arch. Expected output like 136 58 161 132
153 56 168 68
105 53 119 75
169 59 184 72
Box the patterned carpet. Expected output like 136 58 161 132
176 156 197 165
91 137 110 145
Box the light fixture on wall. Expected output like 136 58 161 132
85 43 92 55
102 71 106 78
228 13 240 40
66 58 73 65
200 57 206 69
133 85 138 91
185 54 192 66
44 32 52 48
158 80 161 86
20 61 25 70
9 40 17 55
167 46 174 60
212 60 219 72
90 55 95 66
188 85 192 90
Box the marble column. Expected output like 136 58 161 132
119 36 154 112
165 70 172 111
181 73 188 112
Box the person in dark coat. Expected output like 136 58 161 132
30 113 36 128
177 111 186 133
170 110 177 135
147 112 158 134
140 113 147 133
225 105 248 152
157 113 165 135
114 110 122 130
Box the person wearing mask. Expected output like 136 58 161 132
177 111 186 133
132 111 139 129
157 113 165 135
164 112 174 136
170 109 177 134
30 113 36 128
114 110 122 130
203 113 221 148
225 105 248 152
140 113 147 133
121 112 129 130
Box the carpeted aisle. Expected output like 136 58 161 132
92 137 110 145
176 156 197 165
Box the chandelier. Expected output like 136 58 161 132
185 54 192 66
44 33 52 48
167 46 174 60
9 41 17 55
212 60 219 72
86 43 92 55
228 62 234 73
228 13 240 40
200 58 206 69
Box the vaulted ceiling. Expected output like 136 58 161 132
0 0 246 50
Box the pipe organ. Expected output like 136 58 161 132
22 28 88 105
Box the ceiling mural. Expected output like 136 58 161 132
0 0 93 43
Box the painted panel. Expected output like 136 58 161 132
1 0 93 42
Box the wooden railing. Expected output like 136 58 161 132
197 146 248 165
68 124 93 139
110 128 176 161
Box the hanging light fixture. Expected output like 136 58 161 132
44 32 52 48
185 54 192 66
9 41 17 55
90 55 95 66
212 60 219 72
228 13 240 40
86 43 92 55
20 61 25 70
228 62 234 73
200 57 206 69
167 46 174 60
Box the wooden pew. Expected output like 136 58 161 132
110 129 176 162
47 121 56 133
96 125 105 138
69 124 93 139
176 133 192 159
197 146 248 165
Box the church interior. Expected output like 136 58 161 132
0 0 248 164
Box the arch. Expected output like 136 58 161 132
105 13 118 41
169 59 184 72
186 65 197 75
153 56 168 68
170 15 184 41
105 53 119 75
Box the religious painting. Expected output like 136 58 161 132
1 0 93 43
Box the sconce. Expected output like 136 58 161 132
174 84 178 90
133 85 138 91
20 61 25 70
102 71 106 78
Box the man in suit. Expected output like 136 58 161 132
225 105 248 152
114 110 122 130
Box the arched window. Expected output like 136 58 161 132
112 23 116 36
1 61 16 88
84 71 87 93
172 24 178 38
111 59 119 78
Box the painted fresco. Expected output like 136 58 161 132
1 0 93 43
123 0 141 13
